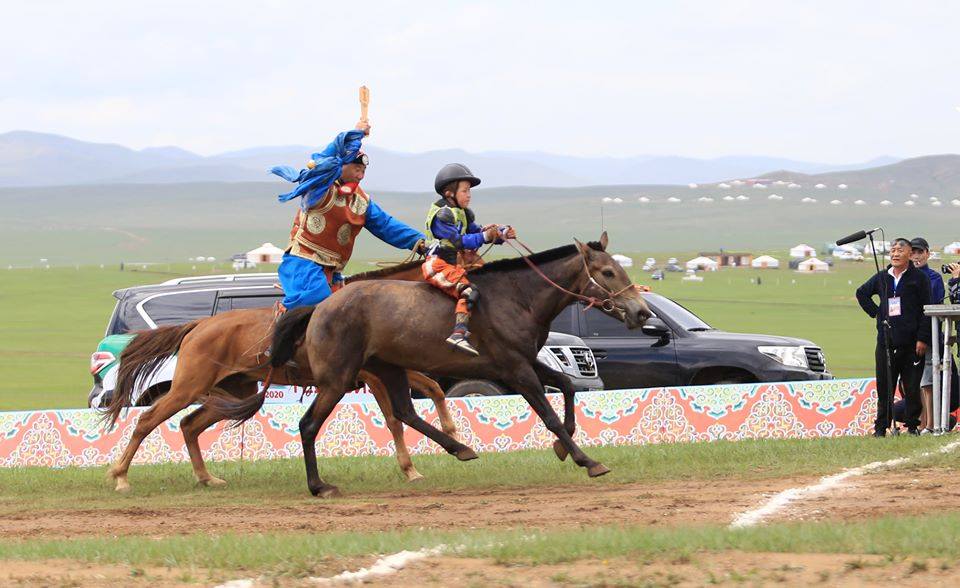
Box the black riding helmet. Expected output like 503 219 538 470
434 163 481 196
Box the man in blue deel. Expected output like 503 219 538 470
270 120 426 309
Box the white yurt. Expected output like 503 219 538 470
797 257 830 273
751 255 780 269
246 242 284 264
945 242 960 255
789 244 816 258
685 256 719 271
612 253 633 268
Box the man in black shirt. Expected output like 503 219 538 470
855 238 932 436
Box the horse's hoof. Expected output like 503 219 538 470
553 440 569 461
405 470 425 483
587 463 611 478
114 480 131 493
199 477 228 487
455 447 478 461
317 486 342 499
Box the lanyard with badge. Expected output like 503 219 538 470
888 273 903 317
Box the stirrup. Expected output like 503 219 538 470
446 332 479 356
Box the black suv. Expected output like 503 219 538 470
549 293 831 389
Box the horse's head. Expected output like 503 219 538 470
574 232 652 329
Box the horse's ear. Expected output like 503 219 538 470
599 231 609 251
574 238 590 255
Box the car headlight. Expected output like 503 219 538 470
758 346 808 368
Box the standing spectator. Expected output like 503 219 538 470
950 261 960 349
950 262 960 305
856 238 932 436
911 237 945 433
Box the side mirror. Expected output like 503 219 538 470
641 317 670 338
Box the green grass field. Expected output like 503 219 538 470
0 437 957 578
0 255 955 411
1 435 948 511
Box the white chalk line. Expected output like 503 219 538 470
312 546 445 584
729 438 960 529
215 545 445 587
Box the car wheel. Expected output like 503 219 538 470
445 380 507 397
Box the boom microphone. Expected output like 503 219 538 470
836 227 880 247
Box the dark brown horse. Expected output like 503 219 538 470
102 263 457 492
212 233 651 496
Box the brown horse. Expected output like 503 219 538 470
102 263 458 492
213 233 651 497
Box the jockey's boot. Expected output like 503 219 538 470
446 312 479 356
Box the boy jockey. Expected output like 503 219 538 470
423 163 515 356
270 121 426 309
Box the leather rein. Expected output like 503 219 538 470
503 238 636 313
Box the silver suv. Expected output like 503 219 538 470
89 273 602 407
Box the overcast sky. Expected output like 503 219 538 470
3 1 959 161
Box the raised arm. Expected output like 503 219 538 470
365 200 425 250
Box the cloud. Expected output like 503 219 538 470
2 1 960 159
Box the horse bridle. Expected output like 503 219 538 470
504 238 636 313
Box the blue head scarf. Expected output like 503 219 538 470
270 130 365 210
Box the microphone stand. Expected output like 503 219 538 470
867 229 898 437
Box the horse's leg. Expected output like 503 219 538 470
503 363 608 477
299 384 348 498
180 384 250 487
532 363 577 462
361 370 422 482
406 370 457 439
108 371 215 492
370 362 477 461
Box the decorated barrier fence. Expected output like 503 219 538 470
0 378 877 468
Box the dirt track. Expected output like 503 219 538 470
5 467 960 540
5 467 960 586
4 552 959 587
0 478 802 539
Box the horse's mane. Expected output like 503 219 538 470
345 260 422 283
344 241 603 281
469 241 604 276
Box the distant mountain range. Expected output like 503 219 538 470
0 130 902 190
755 154 960 196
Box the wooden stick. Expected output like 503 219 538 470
359 85 370 123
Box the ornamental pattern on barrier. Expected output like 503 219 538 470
684 384 756 419
790 380 859 416
737 388 807 440
636 389 698 443
0 379 894 469
579 390 644 424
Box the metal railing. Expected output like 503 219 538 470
925 304 960 434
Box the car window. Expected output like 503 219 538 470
113 300 151 334
549 305 578 335
215 297 231 314
226 295 283 311
643 293 712 331
582 307 654 338
141 291 216 326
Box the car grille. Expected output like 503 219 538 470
546 346 598 378
548 347 571 368
805 347 827 373
570 347 597 377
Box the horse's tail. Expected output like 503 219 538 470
100 321 200 428
207 305 316 424
269 305 316 368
